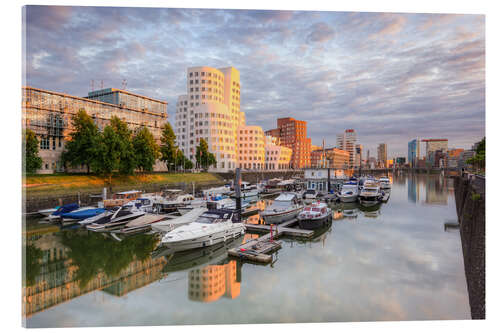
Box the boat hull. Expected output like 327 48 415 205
339 194 358 203
261 207 302 224
162 225 245 251
298 213 332 230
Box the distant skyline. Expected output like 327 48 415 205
24 6 485 158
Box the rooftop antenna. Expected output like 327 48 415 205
121 79 127 90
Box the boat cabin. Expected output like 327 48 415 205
103 190 142 208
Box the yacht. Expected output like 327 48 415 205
260 192 303 224
86 203 146 231
161 209 245 251
230 182 259 198
339 181 359 203
378 177 392 190
153 192 201 214
297 202 332 230
120 213 169 233
202 185 232 197
358 180 383 206
303 189 318 200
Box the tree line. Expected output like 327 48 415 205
22 109 217 175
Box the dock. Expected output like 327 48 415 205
228 219 314 263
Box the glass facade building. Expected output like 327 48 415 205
22 86 168 173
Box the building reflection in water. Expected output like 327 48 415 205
188 260 241 302
22 227 167 318
407 174 450 205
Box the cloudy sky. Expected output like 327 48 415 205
24 6 485 158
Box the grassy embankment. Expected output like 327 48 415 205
24 173 224 199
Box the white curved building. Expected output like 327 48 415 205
175 66 245 172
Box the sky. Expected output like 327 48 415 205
23 6 485 158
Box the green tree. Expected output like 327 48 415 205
110 116 136 174
175 149 193 170
195 138 217 171
467 137 485 170
159 123 179 172
62 109 100 173
22 129 42 173
90 126 122 182
132 126 160 172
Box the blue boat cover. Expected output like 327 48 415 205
61 208 106 220
52 203 79 216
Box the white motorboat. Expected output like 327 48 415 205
260 192 303 224
230 182 259 198
358 180 382 206
297 202 332 230
152 207 207 234
202 185 232 197
205 196 249 210
38 207 58 217
161 209 245 251
339 181 359 203
378 177 392 190
303 189 318 200
153 193 201 214
86 203 146 231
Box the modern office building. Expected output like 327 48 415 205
265 117 312 169
336 129 357 167
310 147 349 169
237 125 266 170
377 143 388 168
265 136 292 170
408 139 420 168
395 157 406 166
174 66 251 172
22 86 168 173
422 139 448 156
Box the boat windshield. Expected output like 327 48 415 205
312 208 321 212
364 188 378 192
196 213 230 224
305 190 316 194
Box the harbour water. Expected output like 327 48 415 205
23 173 470 327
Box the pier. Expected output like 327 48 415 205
228 219 314 263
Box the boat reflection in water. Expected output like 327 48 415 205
159 236 244 302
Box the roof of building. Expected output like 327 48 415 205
23 86 167 117
87 88 168 105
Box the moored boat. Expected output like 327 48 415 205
260 192 303 224
297 201 332 230
358 180 382 206
161 209 245 251
378 177 392 190
339 180 359 203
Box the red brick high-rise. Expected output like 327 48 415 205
265 117 311 169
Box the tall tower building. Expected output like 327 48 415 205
336 129 357 167
408 139 420 168
377 143 388 168
174 66 243 172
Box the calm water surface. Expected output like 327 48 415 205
23 173 470 327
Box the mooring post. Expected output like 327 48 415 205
327 168 331 193
235 168 242 222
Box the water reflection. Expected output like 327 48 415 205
23 173 469 326
22 227 163 318
406 174 453 205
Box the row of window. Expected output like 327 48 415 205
189 71 223 80
189 79 223 88
39 136 62 150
